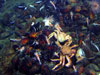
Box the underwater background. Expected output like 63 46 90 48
0 0 100 75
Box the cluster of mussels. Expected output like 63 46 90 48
1 0 100 75
11 27 58 74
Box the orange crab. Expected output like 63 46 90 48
51 40 78 71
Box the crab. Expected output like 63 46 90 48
51 40 78 71
48 29 72 44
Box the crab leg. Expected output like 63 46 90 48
45 36 50 45
73 65 77 72
48 32 55 39
64 39 72 46
51 59 60 61
52 54 63 70
70 49 76 58
56 41 62 48
68 40 72 46
70 45 78 49
70 54 75 58
65 55 72 67
62 56 65 66
54 66 63 71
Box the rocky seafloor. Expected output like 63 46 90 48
0 0 100 75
